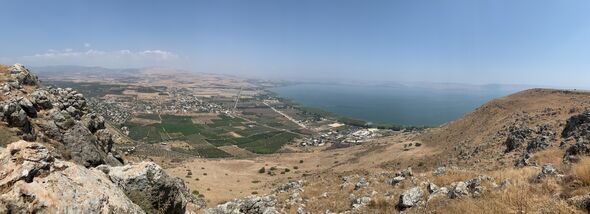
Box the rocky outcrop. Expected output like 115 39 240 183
562 111 590 163
98 162 205 214
562 111 590 139
398 187 423 209
0 64 122 167
205 195 279 214
0 141 144 214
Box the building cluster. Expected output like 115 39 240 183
299 127 390 147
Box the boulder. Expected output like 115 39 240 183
354 177 369 190
427 182 439 194
564 143 590 163
448 182 469 199
8 64 39 86
567 194 590 211
205 195 279 214
18 97 36 117
102 162 204 214
536 164 557 180
0 141 144 214
30 89 53 109
82 113 106 133
62 122 110 167
351 196 371 209
562 111 590 138
398 187 423 209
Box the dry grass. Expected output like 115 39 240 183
426 167 577 213
0 64 9 82
572 157 590 185
428 169 479 186
532 148 565 168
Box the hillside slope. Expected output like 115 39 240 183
420 88 590 170
201 88 590 213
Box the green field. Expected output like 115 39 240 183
125 113 300 156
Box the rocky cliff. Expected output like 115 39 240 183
0 64 204 214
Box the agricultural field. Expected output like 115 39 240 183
124 112 302 158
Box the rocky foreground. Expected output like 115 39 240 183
0 64 203 213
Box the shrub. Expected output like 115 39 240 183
299 160 304 164
258 167 266 173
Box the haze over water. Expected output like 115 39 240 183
272 83 524 126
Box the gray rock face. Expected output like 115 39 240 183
205 195 279 214
0 141 144 214
8 64 40 86
63 122 109 167
3 101 30 128
18 97 36 117
102 162 205 214
30 89 53 109
0 65 123 167
398 187 423 209
82 113 106 133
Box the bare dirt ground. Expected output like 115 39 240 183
165 132 426 206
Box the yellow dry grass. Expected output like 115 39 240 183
572 157 590 185
426 167 577 214
532 148 566 168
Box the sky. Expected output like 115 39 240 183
1 0 590 87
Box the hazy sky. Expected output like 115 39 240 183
1 0 590 87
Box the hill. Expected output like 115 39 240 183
199 88 590 213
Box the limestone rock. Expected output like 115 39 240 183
205 195 279 214
354 177 369 190
8 64 40 86
448 182 469 199
102 162 205 213
398 187 423 209
351 196 371 209
0 141 144 214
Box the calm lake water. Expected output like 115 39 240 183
271 83 524 126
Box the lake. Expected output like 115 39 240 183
271 83 525 126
